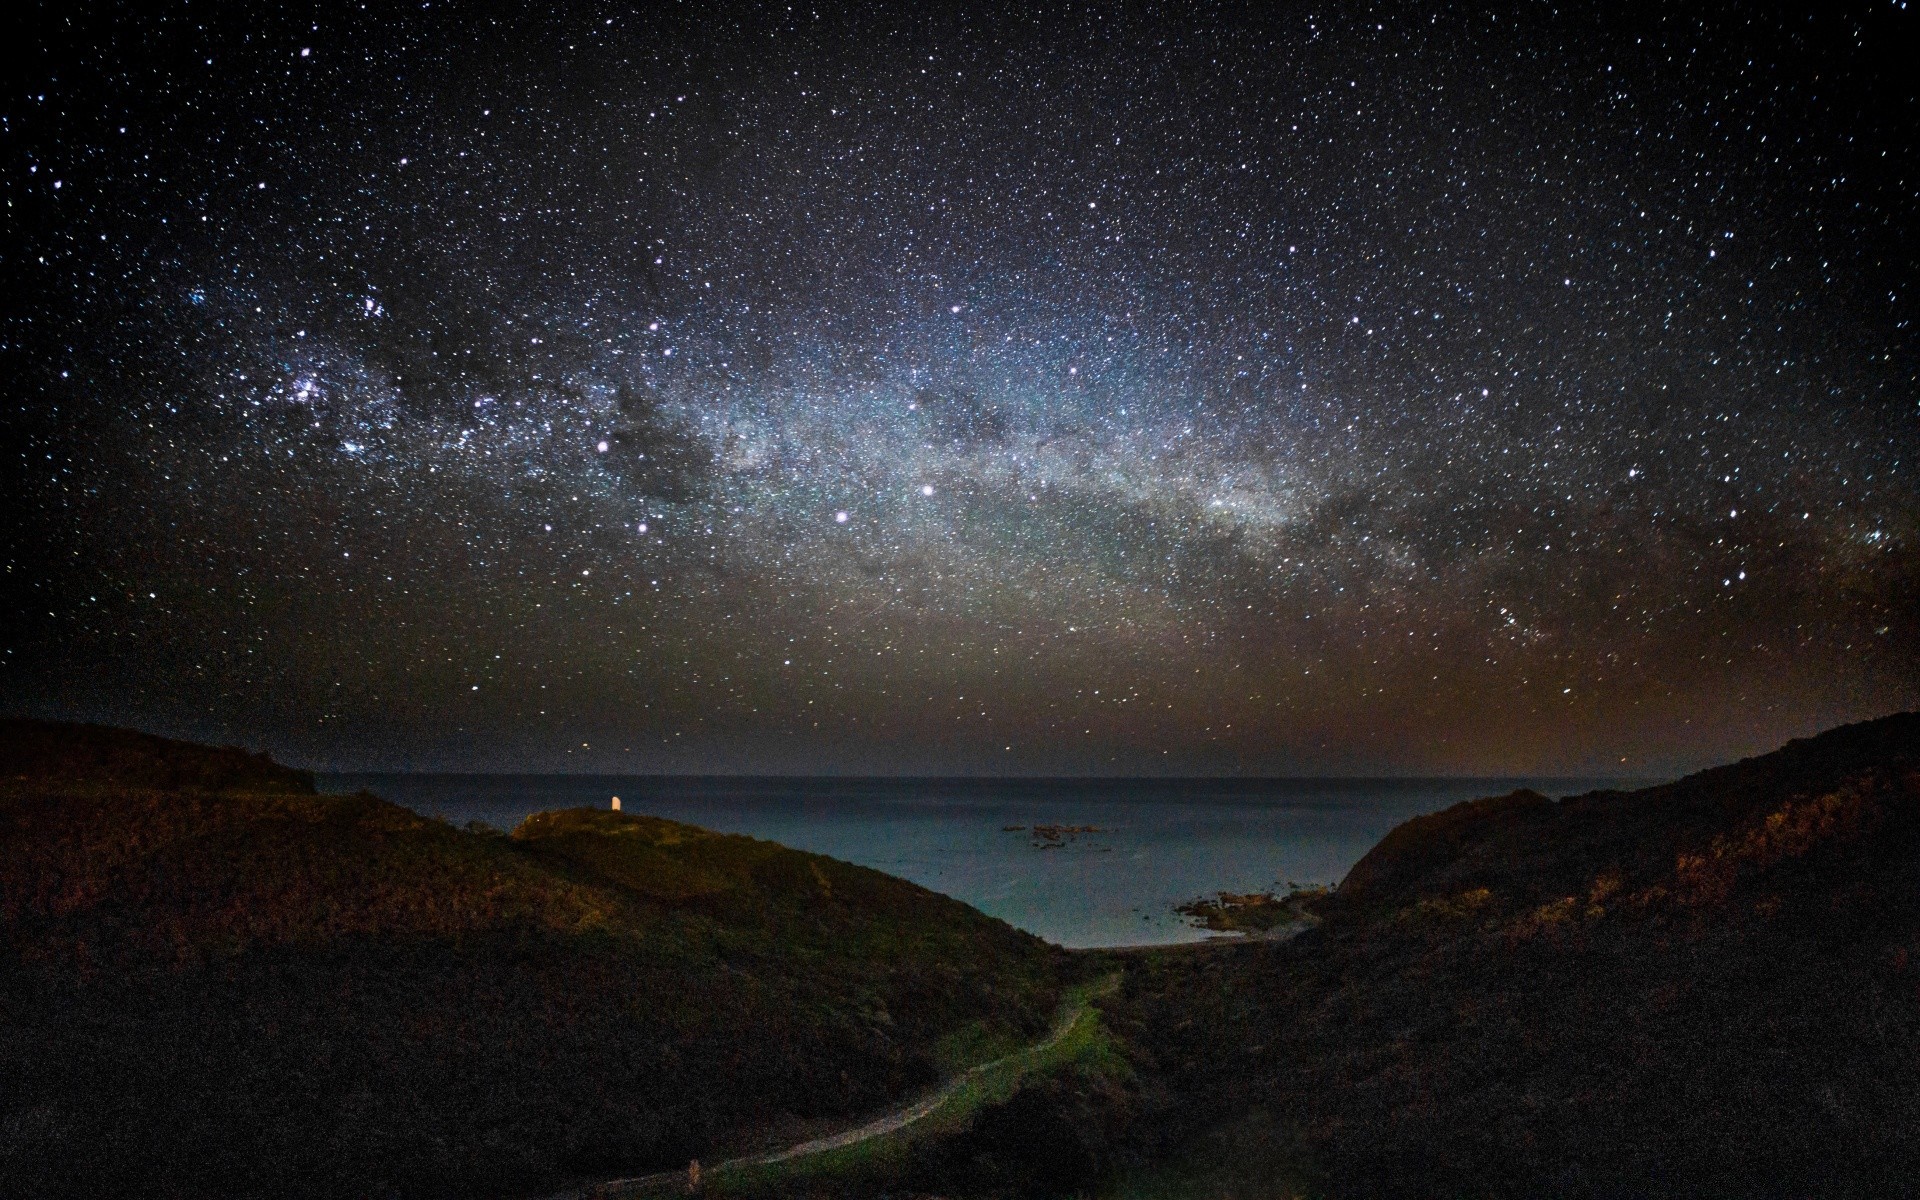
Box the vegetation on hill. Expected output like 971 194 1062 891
570 715 1920 1200
1089 711 1920 1198
6 714 1916 1200
0 724 1070 1199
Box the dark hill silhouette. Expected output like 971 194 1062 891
8 715 1918 1200
1332 711 1920 927
1094 712 1920 1199
0 723 1068 1200
0 718 316 793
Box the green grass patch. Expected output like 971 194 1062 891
631 973 1126 1199
931 1018 1029 1075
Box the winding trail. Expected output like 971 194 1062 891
554 972 1120 1200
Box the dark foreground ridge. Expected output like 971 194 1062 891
1091 711 1920 1199
0 722 1071 1199
3 715 1917 1199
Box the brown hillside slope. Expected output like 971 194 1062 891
1106 712 1920 1199
1332 711 1920 926
0 724 1068 1200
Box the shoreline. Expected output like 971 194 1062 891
1071 915 1318 954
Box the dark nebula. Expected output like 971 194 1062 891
2 2 1915 773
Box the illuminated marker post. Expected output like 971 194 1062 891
611 796 621 812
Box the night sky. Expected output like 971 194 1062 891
2 2 1915 775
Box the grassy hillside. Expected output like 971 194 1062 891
0 723 1069 1200
562 715 1920 1200
1094 712 1920 1198
9 715 1914 1200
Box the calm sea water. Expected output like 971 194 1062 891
322 775 1644 948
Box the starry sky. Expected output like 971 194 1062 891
2 2 1915 775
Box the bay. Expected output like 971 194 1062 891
323 775 1645 948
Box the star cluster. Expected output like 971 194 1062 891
3 2 1915 773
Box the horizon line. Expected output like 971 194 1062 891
318 769 1659 783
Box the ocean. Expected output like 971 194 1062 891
321 774 1646 948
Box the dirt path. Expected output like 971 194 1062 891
554 974 1118 1199
758 973 1113 1163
